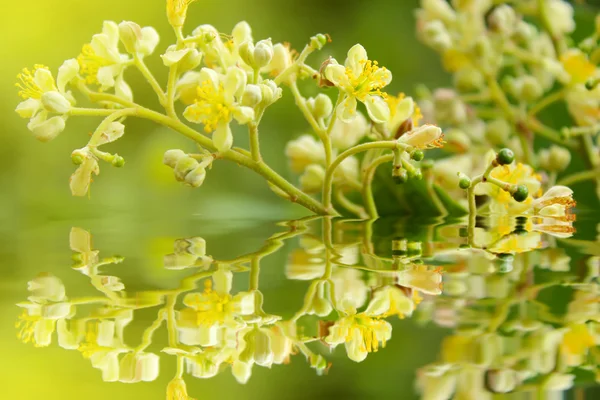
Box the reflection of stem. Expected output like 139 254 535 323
363 154 393 219
249 258 260 291
166 294 178 348
135 309 166 352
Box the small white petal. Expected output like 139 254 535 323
364 95 390 124
213 123 233 152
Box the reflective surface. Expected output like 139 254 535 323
5 215 600 399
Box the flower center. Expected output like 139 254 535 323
15 310 40 345
16 65 48 100
77 44 112 85
189 80 232 133
345 59 390 101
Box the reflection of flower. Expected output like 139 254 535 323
177 269 255 346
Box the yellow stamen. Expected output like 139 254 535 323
186 81 232 133
77 44 111 85
345 59 390 101
15 65 49 99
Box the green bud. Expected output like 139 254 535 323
409 168 423 180
411 149 424 161
185 165 206 187
71 152 85 165
458 173 471 189
111 154 125 168
512 184 529 202
310 33 328 50
392 168 408 184
453 67 484 91
496 148 514 165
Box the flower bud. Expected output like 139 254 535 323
259 80 282 107
118 21 142 54
299 164 325 194
398 124 444 148
242 84 263 108
539 145 572 172
185 165 206 187
163 149 187 168
486 119 511 146
111 154 125 168
239 41 255 67
41 91 71 114
307 94 333 120
254 39 274 69
453 67 484 92
488 5 517 35
422 20 452 51
318 57 337 87
485 369 517 393
496 148 515 165
72 148 86 165
310 33 328 50
174 156 199 181
457 173 471 189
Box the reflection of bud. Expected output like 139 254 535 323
240 328 274 367
305 280 332 317
119 352 160 383
485 368 517 393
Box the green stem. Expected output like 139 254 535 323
334 189 368 219
135 309 166 352
323 141 403 213
557 169 600 186
362 154 394 219
248 123 262 162
68 108 116 117
165 64 179 119
134 56 167 105
273 44 315 86
528 89 565 116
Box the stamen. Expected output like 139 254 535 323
77 44 111 85
15 65 48 99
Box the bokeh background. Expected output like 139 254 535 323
1 0 599 399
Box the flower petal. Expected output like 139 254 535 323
337 95 358 122
213 122 233 152
364 95 390 124
345 44 367 77
57 59 80 93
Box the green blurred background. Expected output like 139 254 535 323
1 1 599 399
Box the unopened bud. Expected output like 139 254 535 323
185 165 206 187
319 57 336 87
163 149 187 168
41 91 71 114
539 145 571 172
254 39 274 68
239 41 255 67
300 164 325 194
457 173 471 189
422 20 452 51
488 5 517 35
119 21 142 54
308 94 333 120
174 156 199 181
486 119 511 146
310 34 328 50
453 67 484 91
71 149 86 165
242 84 263 108
259 80 282 106
111 154 125 168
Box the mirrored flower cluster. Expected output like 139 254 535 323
17 213 598 398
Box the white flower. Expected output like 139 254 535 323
15 61 78 142
77 21 131 91
329 111 369 150
398 124 444 149
69 148 99 197
324 44 392 123
183 67 255 152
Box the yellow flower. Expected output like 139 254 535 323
324 312 392 362
167 0 197 28
364 286 416 319
561 50 596 86
183 67 254 152
167 377 194 400
385 93 423 138
324 44 392 123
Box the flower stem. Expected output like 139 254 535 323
558 168 600 186
334 189 368 219
248 123 262 162
134 56 167 105
362 154 394 219
323 141 403 213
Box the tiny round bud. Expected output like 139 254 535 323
409 168 423 180
512 185 529 202
411 149 424 161
458 173 471 189
253 39 274 68
112 154 125 168
163 149 187 168
496 148 515 165
119 21 142 54
310 33 328 50
312 94 333 119
548 145 571 172
174 156 199 182
392 168 408 184
486 119 511 146
71 152 85 165
239 41 255 67
242 84 262 108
